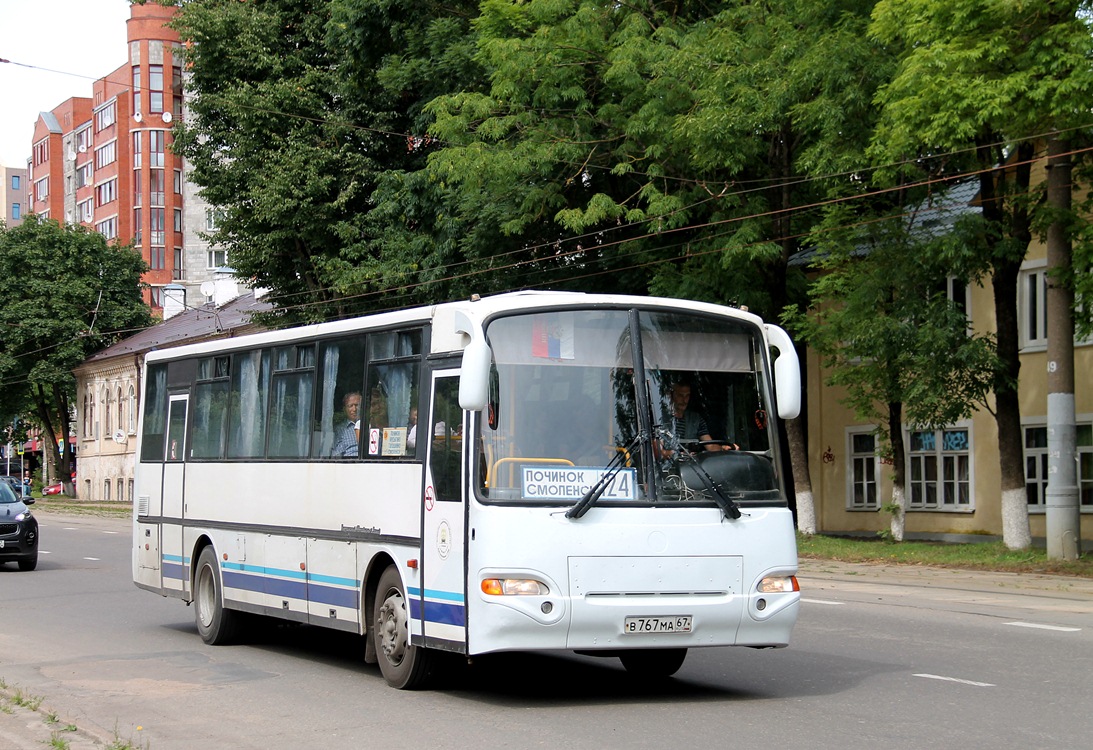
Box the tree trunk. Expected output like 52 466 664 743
787 416 816 534
979 140 1033 550
887 401 906 541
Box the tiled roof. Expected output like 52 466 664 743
80 291 272 365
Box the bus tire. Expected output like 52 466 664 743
194 546 241 645
374 565 434 689
619 648 687 678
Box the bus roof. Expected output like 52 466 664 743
141 291 763 364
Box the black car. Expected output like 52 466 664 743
0 480 38 571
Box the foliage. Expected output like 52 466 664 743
0 217 151 488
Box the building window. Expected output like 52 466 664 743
96 178 118 207
11 175 20 191
1019 265 1048 349
848 430 879 510
95 101 116 131
133 131 142 169
33 141 48 165
132 66 142 114
150 169 165 206
134 207 143 244
75 128 91 153
150 65 164 113
76 162 92 189
128 385 137 433
151 207 165 246
95 141 117 169
908 427 972 510
78 199 93 223
150 246 165 270
150 287 163 308
103 480 111 502
174 169 182 194
173 247 183 280
133 170 142 207
10 203 19 220
117 387 124 435
205 207 224 231
1027 424 1093 511
208 247 228 269
34 177 48 201
96 217 118 240
150 130 165 167
117 478 125 504
1024 426 1048 509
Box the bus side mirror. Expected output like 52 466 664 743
456 311 491 411
765 324 801 421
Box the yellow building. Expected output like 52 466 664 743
803 166 1091 544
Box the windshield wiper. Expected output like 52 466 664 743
674 442 742 520
566 435 642 520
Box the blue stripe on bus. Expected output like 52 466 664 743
409 597 466 627
163 561 185 581
220 569 359 609
408 587 465 603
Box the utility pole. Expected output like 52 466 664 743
1045 135 1080 560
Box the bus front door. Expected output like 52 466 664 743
419 372 467 653
162 394 188 596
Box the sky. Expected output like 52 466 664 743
0 0 132 167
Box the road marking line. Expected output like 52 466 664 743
83 557 100 561
801 598 844 605
914 674 995 687
102 531 119 535
1005 622 1081 632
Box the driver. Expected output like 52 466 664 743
667 382 737 452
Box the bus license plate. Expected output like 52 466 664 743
623 615 692 634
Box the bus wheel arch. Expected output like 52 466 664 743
361 553 396 665
193 544 241 645
372 564 435 689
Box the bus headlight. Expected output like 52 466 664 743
481 578 550 596
757 575 799 593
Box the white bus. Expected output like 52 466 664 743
133 291 802 688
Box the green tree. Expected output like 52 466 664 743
869 0 1093 549
787 199 999 540
0 217 152 495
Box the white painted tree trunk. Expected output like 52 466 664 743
795 490 817 535
889 483 906 542
1000 487 1032 550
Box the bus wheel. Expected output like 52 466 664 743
194 547 240 645
374 565 434 689
619 648 687 678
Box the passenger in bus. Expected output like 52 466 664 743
331 391 362 457
665 382 737 452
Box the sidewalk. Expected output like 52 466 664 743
798 556 1093 597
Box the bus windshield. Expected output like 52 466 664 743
477 307 783 507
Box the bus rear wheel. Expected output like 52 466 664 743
194 547 241 645
374 565 434 689
619 648 688 678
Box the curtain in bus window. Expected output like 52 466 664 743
227 350 270 458
268 372 313 458
140 364 168 461
313 337 367 458
316 345 340 457
191 381 229 458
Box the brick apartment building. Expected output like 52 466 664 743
25 2 233 315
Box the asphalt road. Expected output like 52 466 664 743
1 511 1091 749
